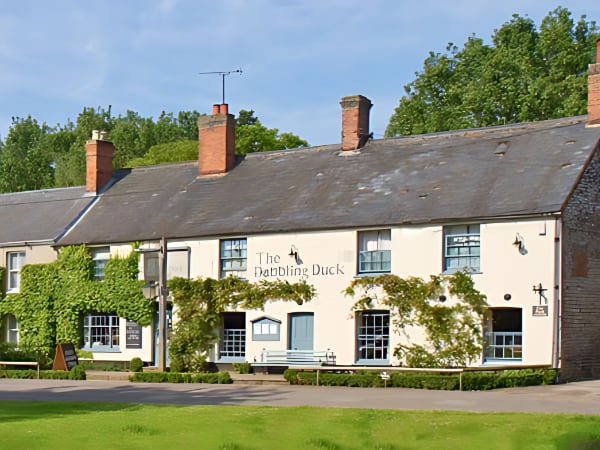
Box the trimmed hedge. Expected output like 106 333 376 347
129 370 233 384
284 368 557 391
0 369 71 380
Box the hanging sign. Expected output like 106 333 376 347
532 305 548 317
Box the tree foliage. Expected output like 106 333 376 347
168 276 316 372
345 271 488 368
235 109 309 155
386 7 599 136
0 106 307 192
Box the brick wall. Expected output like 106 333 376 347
197 106 236 176
561 143 600 380
340 95 372 151
85 139 114 193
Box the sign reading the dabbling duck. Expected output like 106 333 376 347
254 252 344 281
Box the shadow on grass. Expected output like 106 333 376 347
0 400 144 424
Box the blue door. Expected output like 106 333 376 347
153 307 172 367
289 313 314 350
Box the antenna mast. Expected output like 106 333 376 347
198 68 243 104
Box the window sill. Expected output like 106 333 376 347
218 357 246 363
355 359 390 366
355 272 391 278
443 269 482 275
84 346 121 353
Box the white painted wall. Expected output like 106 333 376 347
110 216 559 368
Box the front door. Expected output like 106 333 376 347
289 313 314 350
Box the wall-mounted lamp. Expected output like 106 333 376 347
532 283 548 305
513 233 526 254
288 245 300 264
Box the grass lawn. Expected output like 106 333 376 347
0 401 599 449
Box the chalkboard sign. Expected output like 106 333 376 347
126 320 142 349
52 343 79 371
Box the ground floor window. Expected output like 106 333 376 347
485 308 522 361
82 314 120 351
220 312 246 361
356 310 390 364
1 314 19 344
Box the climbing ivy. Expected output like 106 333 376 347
168 276 316 372
345 270 488 368
0 245 154 357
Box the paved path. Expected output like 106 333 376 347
1 378 600 414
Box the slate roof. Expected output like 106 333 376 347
58 116 600 246
0 186 93 244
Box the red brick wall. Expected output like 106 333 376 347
588 63 600 126
85 139 114 193
198 106 236 176
340 95 372 151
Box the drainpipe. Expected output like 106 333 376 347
551 217 562 369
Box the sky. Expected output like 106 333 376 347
1 1 599 146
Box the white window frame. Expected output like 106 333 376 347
7 251 25 292
82 313 120 352
92 247 110 281
219 312 246 361
443 224 480 273
357 230 391 274
356 310 390 364
1 314 19 344
220 238 247 279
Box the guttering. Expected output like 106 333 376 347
0 239 54 248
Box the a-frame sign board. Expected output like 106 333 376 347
52 343 79 371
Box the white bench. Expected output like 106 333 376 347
0 361 40 379
252 350 336 373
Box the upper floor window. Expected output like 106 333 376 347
92 247 110 281
7 252 25 292
220 238 247 278
444 224 480 273
358 230 391 274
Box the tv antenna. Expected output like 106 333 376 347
198 68 243 104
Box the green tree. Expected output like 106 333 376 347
0 116 54 193
235 109 308 154
127 140 198 167
386 7 599 136
345 271 488 368
54 106 114 187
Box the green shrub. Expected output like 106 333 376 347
129 370 232 384
130 357 144 373
68 365 86 380
284 368 555 390
233 362 252 374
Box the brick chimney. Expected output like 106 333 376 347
340 95 372 151
197 104 236 175
588 38 600 127
86 130 114 193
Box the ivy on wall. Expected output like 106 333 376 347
0 245 154 356
168 276 316 372
345 270 488 368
